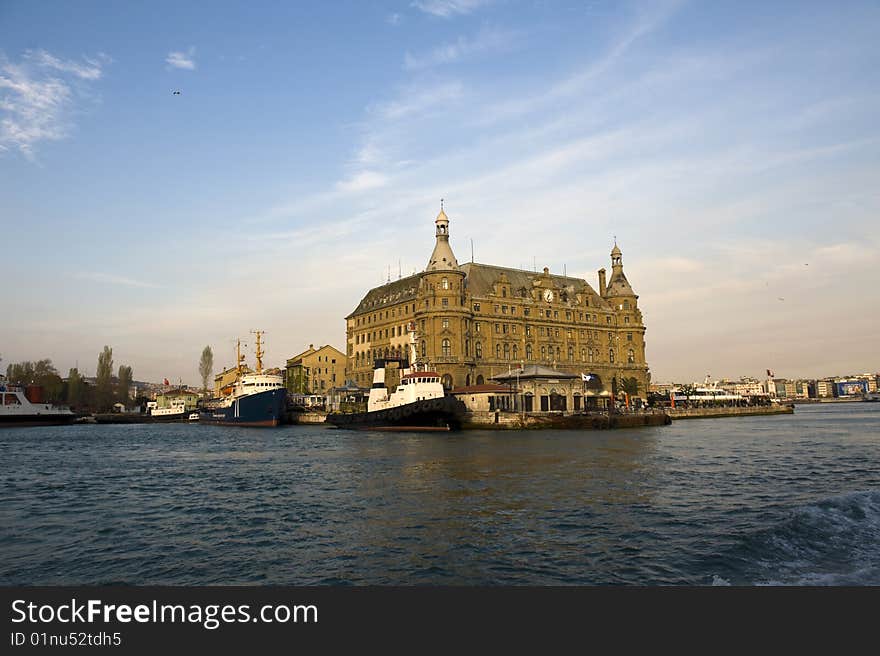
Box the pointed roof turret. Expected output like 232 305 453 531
426 200 459 271
605 241 636 297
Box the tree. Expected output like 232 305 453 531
199 346 214 394
6 359 63 402
117 365 133 407
95 346 114 412
66 368 85 408
620 376 640 397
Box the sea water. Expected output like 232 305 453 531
1 403 878 585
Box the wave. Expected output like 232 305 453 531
720 490 880 585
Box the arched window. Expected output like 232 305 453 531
628 349 635 363
609 349 615 363
568 345 574 361
555 346 561 361
512 344 518 360
476 375 485 385
442 339 451 356
475 342 483 359
541 346 546 360
623 300 630 309
580 348 586 362
465 340 470 357
465 374 471 386
589 348 594 363
503 343 510 360
420 340 426 357
526 343 533 360
442 277 449 290
496 344 502 359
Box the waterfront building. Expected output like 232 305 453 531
345 207 650 399
285 344 346 395
155 387 199 412
816 378 835 398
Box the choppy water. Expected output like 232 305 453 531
1 403 878 585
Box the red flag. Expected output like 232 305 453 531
163 378 169 385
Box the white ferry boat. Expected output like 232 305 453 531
672 385 745 404
0 383 76 426
148 398 189 422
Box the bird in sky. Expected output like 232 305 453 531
172 90 181 95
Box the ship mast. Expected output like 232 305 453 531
252 330 265 374
236 338 242 376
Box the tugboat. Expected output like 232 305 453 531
0 383 76 427
326 323 466 431
199 331 287 427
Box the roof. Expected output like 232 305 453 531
451 384 514 395
459 262 607 306
158 387 199 397
286 344 346 365
347 273 421 318
604 268 636 297
491 364 580 381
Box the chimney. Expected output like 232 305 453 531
309 343 314 350
598 268 607 297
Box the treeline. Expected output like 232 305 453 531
3 346 134 412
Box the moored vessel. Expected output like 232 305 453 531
0 383 76 427
326 323 466 431
199 332 287 427
148 398 189 422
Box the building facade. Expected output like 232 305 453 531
345 208 650 399
285 344 346 395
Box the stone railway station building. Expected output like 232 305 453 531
344 208 650 400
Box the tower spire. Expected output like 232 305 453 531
426 203 458 271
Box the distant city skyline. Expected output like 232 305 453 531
2 1 878 385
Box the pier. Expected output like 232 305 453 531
666 404 794 420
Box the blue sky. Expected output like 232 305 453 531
1 0 878 384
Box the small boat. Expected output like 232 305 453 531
200 332 287 427
0 383 76 427
188 412 200 421
326 323 466 431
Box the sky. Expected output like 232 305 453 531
1 0 878 385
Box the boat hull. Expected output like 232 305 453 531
0 414 77 427
199 388 287 427
149 411 190 422
326 396 467 431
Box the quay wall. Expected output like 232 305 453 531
289 411 327 424
667 405 793 420
461 411 670 430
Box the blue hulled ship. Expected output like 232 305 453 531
200 332 287 427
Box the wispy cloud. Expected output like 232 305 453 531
75 273 162 289
336 170 389 192
371 81 464 120
387 13 403 26
411 0 491 18
404 27 517 70
0 49 107 158
166 47 197 71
